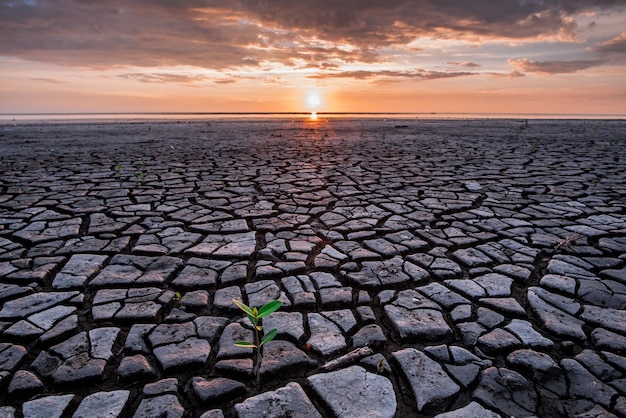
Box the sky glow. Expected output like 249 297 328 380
1 0 625 115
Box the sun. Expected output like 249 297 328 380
307 93 321 108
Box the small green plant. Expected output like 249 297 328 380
112 164 122 178
133 171 146 186
133 158 148 186
172 291 185 310
377 357 385 374
232 298 282 387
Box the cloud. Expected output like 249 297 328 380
0 0 270 70
448 61 481 68
594 32 626 54
29 77 66 84
214 78 237 84
509 70 526 78
117 73 209 83
307 68 476 82
223 0 625 44
508 58 603 74
0 0 624 73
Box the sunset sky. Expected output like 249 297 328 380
1 0 625 115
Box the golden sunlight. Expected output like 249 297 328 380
307 93 321 108
306 92 321 120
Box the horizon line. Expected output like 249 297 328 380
2 111 626 116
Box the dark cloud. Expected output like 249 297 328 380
223 0 624 43
509 58 604 74
0 0 268 69
0 0 623 71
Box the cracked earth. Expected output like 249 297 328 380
0 118 625 417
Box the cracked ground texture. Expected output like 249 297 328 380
0 118 625 417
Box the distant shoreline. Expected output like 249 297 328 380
1 111 624 123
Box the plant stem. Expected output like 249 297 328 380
255 343 261 389
253 321 261 388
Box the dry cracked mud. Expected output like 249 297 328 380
0 118 625 417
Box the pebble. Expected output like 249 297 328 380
393 348 460 410
308 365 396 418
153 337 211 371
434 401 501 418
7 370 43 396
383 290 451 342
22 394 74 418
235 382 322 418
117 354 157 381
260 340 317 376
72 390 130 418
474 367 537 417
189 376 246 404
306 313 347 355
133 394 184 418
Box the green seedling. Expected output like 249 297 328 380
133 158 148 186
233 298 282 387
172 291 186 311
377 358 385 374
133 171 146 186
112 163 123 180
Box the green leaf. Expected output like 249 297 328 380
232 299 254 316
234 341 256 348
260 328 277 346
257 300 282 319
